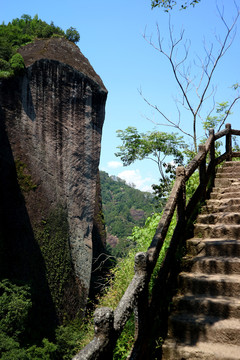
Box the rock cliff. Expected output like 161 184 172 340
0 38 107 325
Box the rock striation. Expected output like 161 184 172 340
0 38 107 321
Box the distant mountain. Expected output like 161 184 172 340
100 171 163 256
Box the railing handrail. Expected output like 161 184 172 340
74 123 239 360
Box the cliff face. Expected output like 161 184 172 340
0 38 107 323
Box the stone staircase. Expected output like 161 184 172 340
162 161 240 360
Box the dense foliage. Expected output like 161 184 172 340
0 14 80 78
100 170 163 256
0 279 88 359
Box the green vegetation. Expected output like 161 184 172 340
15 159 37 193
0 14 80 78
65 27 80 44
100 170 163 256
35 206 73 319
0 279 89 359
151 0 201 11
115 128 186 198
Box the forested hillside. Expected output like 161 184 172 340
100 171 163 256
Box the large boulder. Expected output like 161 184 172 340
0 37 107 325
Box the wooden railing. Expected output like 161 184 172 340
73 123 240 360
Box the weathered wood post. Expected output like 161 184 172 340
225 123 232 161
209 128 215 166
209 128 215 188
129 252 149 359
73 307 114 360
176 166 186 226
199 144 207 199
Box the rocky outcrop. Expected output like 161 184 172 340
0 38 107 322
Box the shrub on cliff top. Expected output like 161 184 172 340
0 14 80 78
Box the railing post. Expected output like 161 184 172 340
208 128 215 190
225 123 232 161
73 307 114 360
129 252 148 359
199 144 206 199
176 166 186 225
209 128 215 166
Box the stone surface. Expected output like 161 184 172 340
0 38 107 317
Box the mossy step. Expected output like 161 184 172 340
183 255 240 275
186 238 240 257
174 294 240 319
194 224 240 239
162 340 240 360
179 272 240 297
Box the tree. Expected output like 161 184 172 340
142 5 240 153
151 0 201 11
115 127 186 197
66 27 80 44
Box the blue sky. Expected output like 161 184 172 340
1 0 240 192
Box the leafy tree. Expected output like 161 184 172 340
115 127 186 197
9 53 25 74
66 27 80 44
0 280 32 340
151 0 201 11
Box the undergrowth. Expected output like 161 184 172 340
0 170 200 359
75 170 200 359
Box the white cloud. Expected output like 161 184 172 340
107 161 123 169
117 169 154 192
141 184 154 193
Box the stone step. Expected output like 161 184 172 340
214 178 240 188
217 166 240 173
179 272 240 297
210 191 240 200
224 161 240 167
201 204 240 214
194 224 240 239
205 198 240 208
197 213 240 225
173 295 240 319
218 161 240 167
183 255 240 275
167 313 240 346
161 161 240 359
211 185 240 194
186 239 240 257
162 340 240 360
216 172 240 178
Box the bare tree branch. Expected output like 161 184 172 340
138 88 194 139
142 5 240 152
